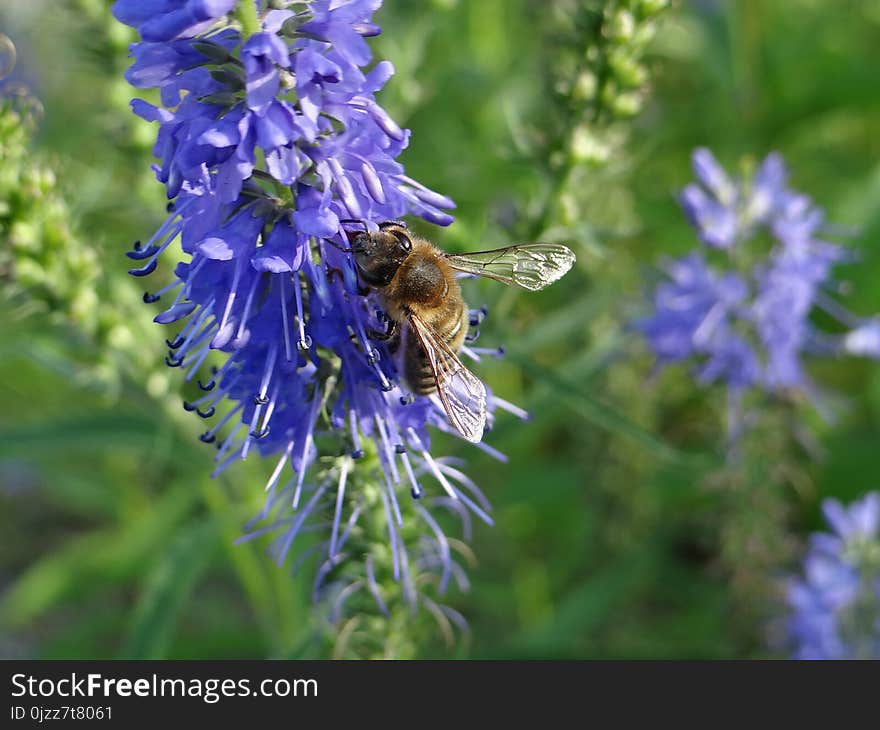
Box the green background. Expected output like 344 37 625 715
2 0 880 658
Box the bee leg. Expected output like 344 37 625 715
367 319 398 341
325 266 343 282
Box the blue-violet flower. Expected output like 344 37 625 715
114 0 515 623
639 148 880 402
786 492 880 659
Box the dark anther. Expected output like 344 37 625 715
215 441 223 450
211 365 219 374
465 330 480 343
143 292 161 304
126 244 160 261
249 427 270 439
351 21 381 37
183 401 196 412
399 394 413 406
199 431 216 444
198 379 216 391
351 448 365 459
196 406 216 419
166 335 184 349
394 443 406 454
129 259 158 277
470 306 489 326
132 240 142 251
254 394 270 405
166 353 184 367
166 201 176 213
410 486 422 500
496 346 506 357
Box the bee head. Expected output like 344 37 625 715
351 221 413 287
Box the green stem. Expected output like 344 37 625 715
235 0 261 38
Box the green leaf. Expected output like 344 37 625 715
0 487 198 627
509 351 712 468
503 552 657 657
122 518 220 659
0 413 160 457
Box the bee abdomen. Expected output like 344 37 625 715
403 303 468 396
405 337 437 395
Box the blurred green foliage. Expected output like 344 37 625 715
2 0 880 658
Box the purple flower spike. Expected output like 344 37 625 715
786 492 880 659
113 0 237 43
638 149 880 408
116 0 507 624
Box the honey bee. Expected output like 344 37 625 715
343 220 576 443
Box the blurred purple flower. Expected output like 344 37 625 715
113 0 237 43
786 492 880 659
115 0 502 617
638 148 880 400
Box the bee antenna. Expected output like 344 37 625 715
378 219 407 230
324 238 353 253
339 218 369 232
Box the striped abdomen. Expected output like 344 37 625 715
403 298 468 395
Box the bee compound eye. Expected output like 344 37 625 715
393 230 412 251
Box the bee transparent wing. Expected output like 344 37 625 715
445 243 576 291
407 312 487 443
